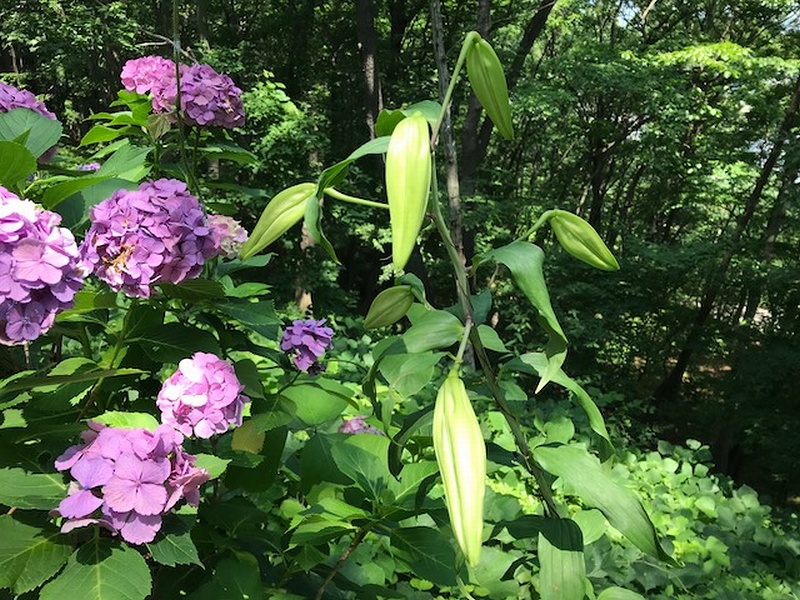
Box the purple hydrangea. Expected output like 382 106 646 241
0 186 84 345
280 319 334 373
0 81 56 119
79 179 219 298
0 81 58 161
157 352 250 438
75 162 101 172
120 56 176 95
149 63 245 129
207 214 248 259
53 422 209 545
339 415 385 436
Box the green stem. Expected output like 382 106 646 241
171 0 199 194
430 31 479 149
429 153 561 518
455 318 473 363
324 187 389 210
523 209 556 240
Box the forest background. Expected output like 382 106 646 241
1 0 799 598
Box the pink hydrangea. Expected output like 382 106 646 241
53 422 209 545
208 214 248 259
280 319 334 373
79 179 219 298
157 352 250 438
120 56 176 95
0 186 84 345
339 415 385 436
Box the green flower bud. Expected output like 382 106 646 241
364 285 414 329
433 368 486 567
466 34 514 140
549 210 620 271
239 182 316 260
385 112 432 271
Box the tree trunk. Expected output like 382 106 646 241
430 0 465 267
654 73 800 404
355 0 382 140
460 0 558 195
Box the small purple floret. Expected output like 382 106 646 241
280 319 334 373
79 178 219 297
157 352 250 438
207 214 248 259
54 422 209 545
0 186 84 345
339 415 385 436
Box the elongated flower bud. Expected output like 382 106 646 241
466 34 514 140
364 285 414 329
385 112 431 271
433 368 486 567
549 210 620 271
239 182 316 259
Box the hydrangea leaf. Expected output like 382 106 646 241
0 140 36 187
0 108 62 159
39 539 151 600
0 468 67 510
0 515 71 595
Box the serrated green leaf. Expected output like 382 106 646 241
0 515 71 595
379 351 443 398
91 411 159 430
282 383 348 426
0 108 61 159
390 526 458 587
39 539 151 600
193 454 230 480
133 323 220 363
330 433 391 501
215 299 280 339
0 468 67 510
0 140 37 187
147 517 202 567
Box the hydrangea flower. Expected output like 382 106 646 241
79 179 219 298
339 415 385 436
280 319 334 373
0 81 56 119
120 56 176 95
157 352 249 438
0 186 84 345
0 81 58 161
120 57 245 129
53 422 208 545
75 162 101 172
207 214 248 259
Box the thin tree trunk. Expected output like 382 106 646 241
460 0 558 195
355 0 382 139
654 73 800 404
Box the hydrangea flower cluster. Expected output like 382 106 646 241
0 81 56 119
0 186 84 345
53 422 209 545
120 56 175 95
280 319 334 373
339 415 385 436
120 56 244 128
79 178 218 298
157 352 250 438
75 162 101 172
208 214 248 259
